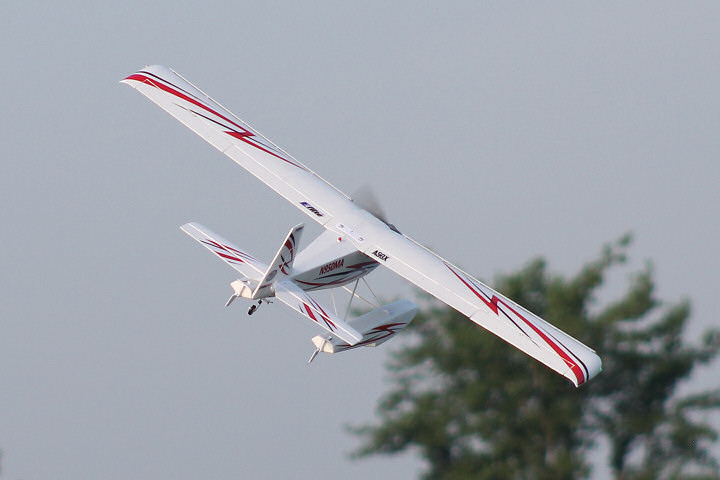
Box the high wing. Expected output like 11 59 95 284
123 66 601 386
361 231 603 386
121 66 352 227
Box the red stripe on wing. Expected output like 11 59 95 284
445 263 586 385
125 72 306 170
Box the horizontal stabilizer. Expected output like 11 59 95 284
180 222 267 279
311 300 417 356
275 280 362 345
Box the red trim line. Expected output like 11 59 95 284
445 263 586 385
125 72 306 170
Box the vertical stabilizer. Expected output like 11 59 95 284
251 224 304 299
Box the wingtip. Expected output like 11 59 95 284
570 353 603 387
120 65 171 85
120 72 143 86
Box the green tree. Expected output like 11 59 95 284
352 237 720 480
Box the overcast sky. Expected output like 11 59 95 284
2 2 720 479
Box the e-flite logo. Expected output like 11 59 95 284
300 202 324 217
319 259 344 275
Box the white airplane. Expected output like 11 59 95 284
122 65 602 386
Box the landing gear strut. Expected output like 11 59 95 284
248 300 263 315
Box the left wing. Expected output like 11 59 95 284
121 66 353 227
123 66 601 386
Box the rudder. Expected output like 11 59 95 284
251 224 304 299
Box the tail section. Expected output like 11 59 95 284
180 220 396 351
251 224 304 299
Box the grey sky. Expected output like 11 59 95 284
2 2 719 478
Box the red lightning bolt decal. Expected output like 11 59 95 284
445 263 586 385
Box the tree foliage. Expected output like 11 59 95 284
351 237 720 480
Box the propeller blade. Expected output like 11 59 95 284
352 185 402 234
352 185 388 223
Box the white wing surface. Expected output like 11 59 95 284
124 66 601 386
359 230 602 386
122 66 351 226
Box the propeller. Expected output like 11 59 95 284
352 186 401 234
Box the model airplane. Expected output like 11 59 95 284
122 65 602 386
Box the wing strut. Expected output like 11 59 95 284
344 279 360 322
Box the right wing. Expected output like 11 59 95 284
274 280 362 346
356 226 603 386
